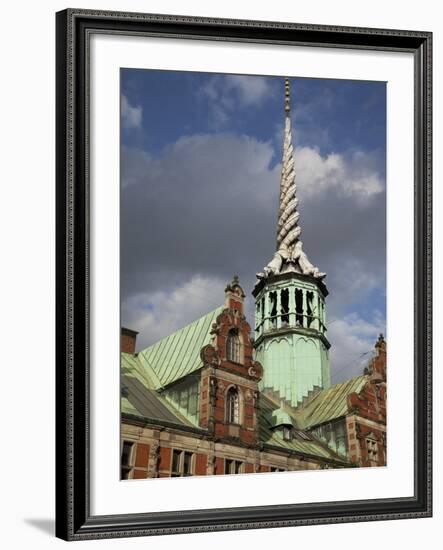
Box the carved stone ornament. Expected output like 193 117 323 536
207 454 216 475
200 344 220 366
248 361 264 381
147 443 160 477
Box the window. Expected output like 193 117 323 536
121 440 134 479
163 378 200 425
366 438 379 463
282 426 292 441
183 451 193 476
171 449 194 477
224 459 243 474
226 387 240 424
226 329 241 363
270 466 286 472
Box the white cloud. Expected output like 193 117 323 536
121 133 385 364
223 75 274 106
199 75 274 127
121 94 142 129
327 258 380 314
122 275 226 350
294 146 383 202
328 310 386 383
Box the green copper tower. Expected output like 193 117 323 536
253 78 331 407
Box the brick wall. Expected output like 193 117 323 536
121 327 138 354
345 335 387 467
135 443 150 467
158 446 172 477
195 453 207 475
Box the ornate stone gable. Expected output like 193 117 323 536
198 276 263 446
345 335 387 466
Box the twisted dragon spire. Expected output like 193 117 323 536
257 78 325 281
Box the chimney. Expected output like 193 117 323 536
121 327 138 354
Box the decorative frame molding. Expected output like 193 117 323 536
55 8 432 541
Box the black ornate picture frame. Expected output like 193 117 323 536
55 9 432 541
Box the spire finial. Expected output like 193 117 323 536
255 77 326 282
284 77 291 114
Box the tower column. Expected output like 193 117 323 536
302 289 308 328
255 302 261 338
316 293 323 332
289 285 296 327
276 290 282 329
264 292 270 331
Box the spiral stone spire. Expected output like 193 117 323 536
257 78 325 281
277 78 300 258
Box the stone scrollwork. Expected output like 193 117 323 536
248 361 263 381
200 344 220 367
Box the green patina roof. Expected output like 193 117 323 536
120 304 355 464
121 396 140 417
134 306 224 389
258 396 347 462
121 352 162 390
292 375 368 429
271 408 293 427
121 372 194 427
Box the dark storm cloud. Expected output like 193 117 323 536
120 72 386 381
121 133 386 372
121 134 280 306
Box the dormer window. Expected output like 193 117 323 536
270 407 294 441
282 426 292 441
226 329 241 363
227 387 240 424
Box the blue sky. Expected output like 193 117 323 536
120 69 386 383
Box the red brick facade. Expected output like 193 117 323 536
135 443 149 467
198 277 263 447
195 453 207 476
158 446 172 477
120 286 387 479
346 335 387 467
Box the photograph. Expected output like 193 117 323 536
53 7 432 541
119 70 387 479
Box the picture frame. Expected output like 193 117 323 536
55 8 432 541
